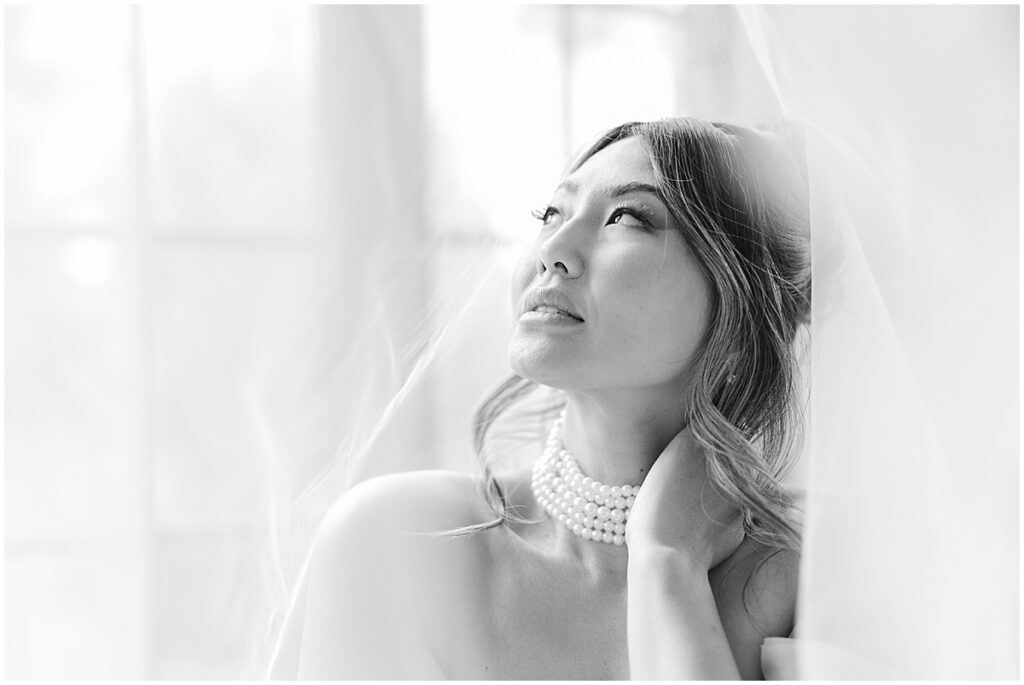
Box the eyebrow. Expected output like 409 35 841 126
554 179 665 202
609 181 664 199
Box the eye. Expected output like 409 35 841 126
607 207 651 230
531 206 561 226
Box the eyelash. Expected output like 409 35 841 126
530 206 557 223
530 204 655 230
610 204 655 229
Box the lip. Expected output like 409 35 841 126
521 288 585 322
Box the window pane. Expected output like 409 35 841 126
144 7 315 233
5 548 146 679
152 244 314 531
154 534 273 678
424 6 565 241
4 6 137 227
568 7 679 148
5 235 146 545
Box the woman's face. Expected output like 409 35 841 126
508 137 711 396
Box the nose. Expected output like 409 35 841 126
537 222 585 279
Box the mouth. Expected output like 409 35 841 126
520 288 585 324
525 304 584 322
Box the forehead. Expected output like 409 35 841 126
562 137 656 192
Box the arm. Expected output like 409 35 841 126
625 429 797 680
628 541 799 680
628 545 741 680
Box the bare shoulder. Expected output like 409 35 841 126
307 469 499 600
710 538 800 679
316 469 498 545
297 470 495 678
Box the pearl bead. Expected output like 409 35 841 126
626 495 635 506
531 415 638 547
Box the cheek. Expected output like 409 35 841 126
649 278 710 364
591 250 670 318
594 253 709 360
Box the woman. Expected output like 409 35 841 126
272 117 809 680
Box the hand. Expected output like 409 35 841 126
625 426 744 571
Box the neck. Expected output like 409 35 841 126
560 386 690 487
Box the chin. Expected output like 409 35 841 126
507 336 581 389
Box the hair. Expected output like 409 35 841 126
459 117 811 552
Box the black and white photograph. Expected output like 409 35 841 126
3 4 1019 680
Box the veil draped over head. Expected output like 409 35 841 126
257 6 1017 678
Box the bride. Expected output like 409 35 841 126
271 117 809 680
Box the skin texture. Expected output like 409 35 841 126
275 137 799 680
281 470 797 680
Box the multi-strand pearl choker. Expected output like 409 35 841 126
530 410 640 546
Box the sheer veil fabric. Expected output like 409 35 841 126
262 6 1018 679
739 6 1018 679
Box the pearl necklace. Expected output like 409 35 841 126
530 411 639 546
